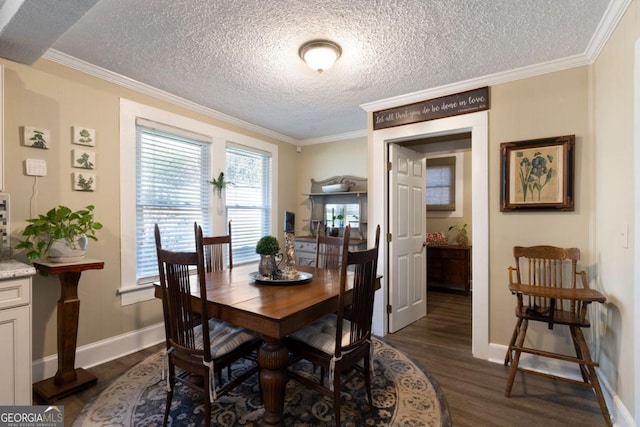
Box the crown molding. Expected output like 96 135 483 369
42 49 298 145
584 0 632 61
297 128 368 146
361 54 591 113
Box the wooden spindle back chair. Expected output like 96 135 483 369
504 245 611 426
155 223 260 426
286 225 381 427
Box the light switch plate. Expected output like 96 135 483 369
25 159 47 176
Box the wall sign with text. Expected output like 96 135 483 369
373 87 489 130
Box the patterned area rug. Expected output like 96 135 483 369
73 338 451 426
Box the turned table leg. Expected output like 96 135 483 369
258 336 289 427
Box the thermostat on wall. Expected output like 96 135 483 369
24 159 47 176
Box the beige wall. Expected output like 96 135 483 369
295 137 367 236
2 57 298 359
592 0 639 415
488 67 592 354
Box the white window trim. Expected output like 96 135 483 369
119 98 278 305
426 152 464 218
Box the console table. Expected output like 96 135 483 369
32 258 104 403
427 245 471 295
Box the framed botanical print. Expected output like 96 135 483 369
500 135 575 211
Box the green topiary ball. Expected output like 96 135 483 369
255 235 280 255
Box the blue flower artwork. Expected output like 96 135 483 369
515 148 558 202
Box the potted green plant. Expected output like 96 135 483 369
255 235 282 277
16 205 103 261
329 209 344 237
208 171 232 196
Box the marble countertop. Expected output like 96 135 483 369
0 259 37 279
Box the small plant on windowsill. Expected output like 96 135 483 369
329 210 344 237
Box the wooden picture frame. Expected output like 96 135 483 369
500 135 575 211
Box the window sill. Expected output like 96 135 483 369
118 283 156 306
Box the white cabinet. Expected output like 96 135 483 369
294 236 368 267
0 262 35 405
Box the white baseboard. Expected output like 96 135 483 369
489 343 634 426
32 322 165 382
612 394 635 427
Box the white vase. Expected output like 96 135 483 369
216 188 225 215
47 235 88 263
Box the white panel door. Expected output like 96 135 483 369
389 144 427 333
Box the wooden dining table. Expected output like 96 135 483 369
154 262 377 426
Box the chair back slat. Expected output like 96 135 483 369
512 245 583 316
203 221 233 272
315 222 344 269
335 225 380 357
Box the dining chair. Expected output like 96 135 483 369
285 224 381 427
202 220 232 272
314 221 344 269
155 223 261 427
504 245 611 426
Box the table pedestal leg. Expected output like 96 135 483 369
33 272 97 403
258 337 288 427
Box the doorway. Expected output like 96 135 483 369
370 111 489 360
397 133 472 346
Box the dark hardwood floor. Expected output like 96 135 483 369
58 289 607 426
384 288 608 426
56 342 165 426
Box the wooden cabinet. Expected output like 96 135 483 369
294 236 367 267
0 261 36 405
427 245 471 295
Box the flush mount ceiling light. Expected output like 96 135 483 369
299 40 342 73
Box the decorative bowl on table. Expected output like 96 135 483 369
322 183 350 193
249 271 313 285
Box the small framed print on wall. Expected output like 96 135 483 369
500 135 575 211
72 172 96 192
72 126 96 146
21 126 50 149
72 149 96 169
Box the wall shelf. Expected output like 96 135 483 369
302 175 367 239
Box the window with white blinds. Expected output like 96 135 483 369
225 145 272 264
426 156 456 211
135 123 211 283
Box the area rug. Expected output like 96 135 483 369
73 337 450 426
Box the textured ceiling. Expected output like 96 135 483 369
0 0 620 142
